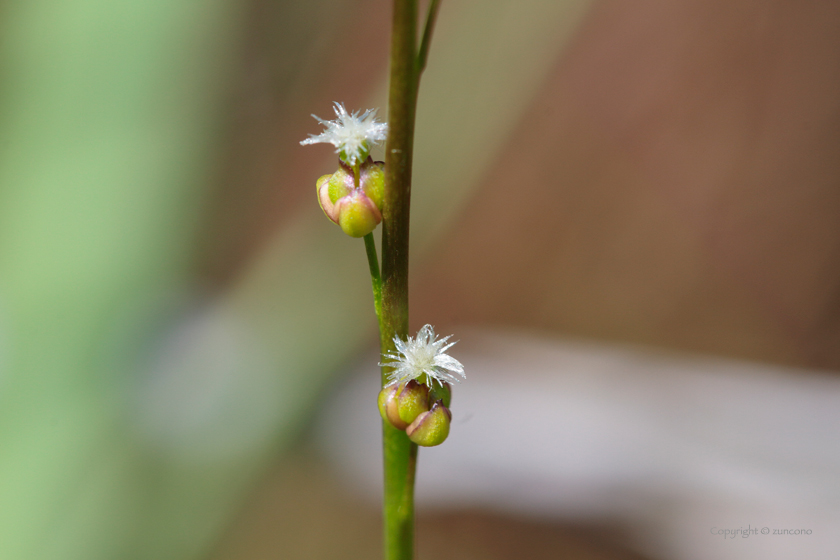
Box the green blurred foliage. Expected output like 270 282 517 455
0 0 589 558
0 1 245 558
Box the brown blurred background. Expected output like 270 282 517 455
203 0 840 368
3 0 838 558
199 0 840 558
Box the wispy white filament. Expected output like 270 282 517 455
300 102 388 166
381 325 466 388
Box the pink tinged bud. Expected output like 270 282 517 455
336 190 382 238
314 158 384 237
316 167 353 223
383 386 408 430
406 400 451 447
316 174 339 223
326 164 354 205
378 384 403 428
379 381 430 430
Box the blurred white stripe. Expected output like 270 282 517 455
316 328 840 560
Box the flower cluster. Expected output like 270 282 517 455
302 103 468 448
301 102 388 237
315 158 384 237
378 325 465 447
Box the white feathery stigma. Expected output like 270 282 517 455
300 102 388 166
380 324 466 388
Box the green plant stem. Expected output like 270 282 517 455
380 1 440 558
381 1 418 559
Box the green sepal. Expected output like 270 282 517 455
396 380 430 425
360 159 385 210
428 382 451 408
327 165 353 205
339 141 370 167
406 401 451 447
336 191 381 237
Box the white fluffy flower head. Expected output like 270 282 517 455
381 324 466 388
300 102 388 166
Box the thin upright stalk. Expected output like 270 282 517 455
381 0 417 353
381 1 418 559
380 1 440 558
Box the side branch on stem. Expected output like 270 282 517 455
416 0 441 77
364 233 383 322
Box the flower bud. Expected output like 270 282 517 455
316 173 348 224
316 158 385 238
378 384 401 427
381 385 408 430
336 190 382 238
395 380 430 426
406 400 451 447
378 380 430 430
358 158 384 210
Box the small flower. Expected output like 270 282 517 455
381 325 466 388
300 102 388 166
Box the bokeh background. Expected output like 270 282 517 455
2 0 839 558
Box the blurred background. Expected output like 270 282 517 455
1 0 839 558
